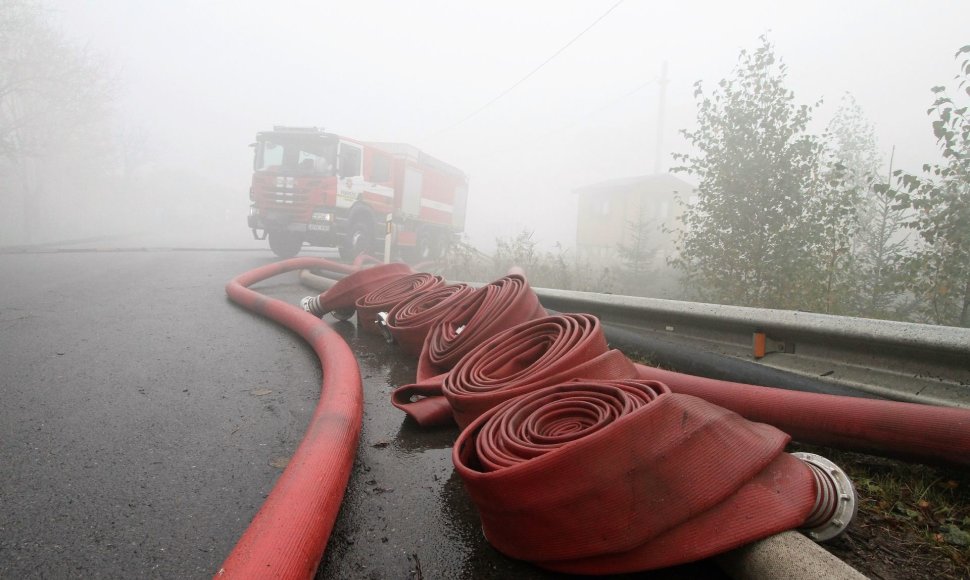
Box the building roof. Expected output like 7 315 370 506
574 173 695 195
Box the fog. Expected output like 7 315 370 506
10 0 970 251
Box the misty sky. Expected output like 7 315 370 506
51 0 970 249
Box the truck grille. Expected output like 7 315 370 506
256 188 312 220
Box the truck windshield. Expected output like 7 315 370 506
254 136 338 176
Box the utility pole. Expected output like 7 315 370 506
654 61 668 175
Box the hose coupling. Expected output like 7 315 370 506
301 295 324 317
792 452 857 542
376 312 395 344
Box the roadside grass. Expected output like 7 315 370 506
438 231 681 299
789 443 970 578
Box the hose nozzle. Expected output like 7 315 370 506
376 312 395 344
301 295 324 317
792 452 857 542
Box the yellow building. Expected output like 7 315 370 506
575 173 695 266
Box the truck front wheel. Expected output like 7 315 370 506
268 230 303 258
339 215 374 261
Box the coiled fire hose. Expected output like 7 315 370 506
383 283 474 355
388 274 548 426
353 272 444 336
301 261 413 320
317 269 863 572
416 273 547 380
393 313 635 428
453 379 837 574
223 261 968 577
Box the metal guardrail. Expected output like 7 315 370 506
299 268 970 408
534 287 970 409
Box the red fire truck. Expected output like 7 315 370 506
247 126 468 260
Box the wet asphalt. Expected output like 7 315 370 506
0 246 722 579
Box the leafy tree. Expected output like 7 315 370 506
891 46 970 327
672 36 858 311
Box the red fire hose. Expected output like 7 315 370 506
224 261 968 577
218 257 366 579
393 313 637 428
633 365 970 466
384 283 475 356
416 273 547 380
453 379 820 574
391 274 547 426
389 305 970 466
301 262 413 317
354 272 444 335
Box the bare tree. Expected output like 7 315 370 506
0 0 114 243
616 201 661 293
826 95 909 319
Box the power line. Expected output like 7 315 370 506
471 77 656 163
432 0 625 135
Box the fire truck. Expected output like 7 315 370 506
247 126 468 260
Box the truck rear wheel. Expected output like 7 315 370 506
268 231 303 258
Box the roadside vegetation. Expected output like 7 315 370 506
672 37 970 327
790 443 970 579
434 42 970 574
441 39 970 329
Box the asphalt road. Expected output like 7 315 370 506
0 243 720 579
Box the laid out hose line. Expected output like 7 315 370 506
633 364 970 466
219 257 365 579
298 268 339 291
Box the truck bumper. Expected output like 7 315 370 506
248 205 343 244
